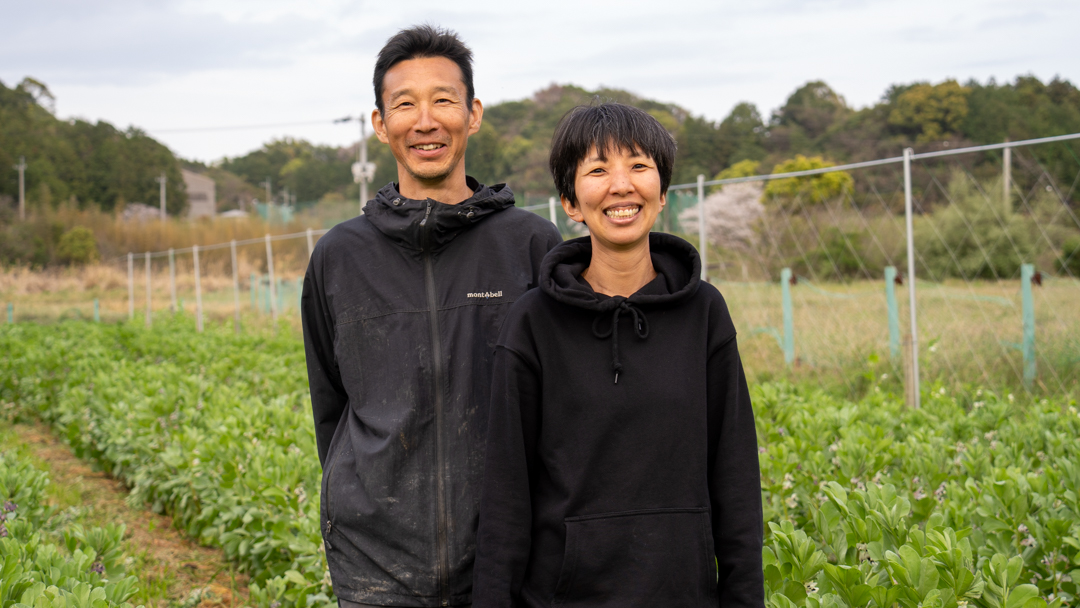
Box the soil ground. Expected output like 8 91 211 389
1 421 251 608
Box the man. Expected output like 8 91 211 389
301 25 562 608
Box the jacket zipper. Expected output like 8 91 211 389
421 201 451 606
323 452 338 551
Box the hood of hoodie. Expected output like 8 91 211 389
363 176 515 252
540 232 701 311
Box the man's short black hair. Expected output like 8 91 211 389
549 102 677 207
373 25 475 114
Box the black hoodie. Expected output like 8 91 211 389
302 178 562 607
473 233 764 608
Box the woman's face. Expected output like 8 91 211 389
561 144 666 252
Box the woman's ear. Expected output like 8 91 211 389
561 195 584 224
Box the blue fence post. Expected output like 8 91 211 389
6 303 12 324
1021 264 1036 388
93 299 100 323
884 266 901 359
781 268 795 365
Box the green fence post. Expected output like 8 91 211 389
250 272 257 312
276 277 284 313
296 277 304 310
93 299 100 323
6 303 11 324
179 298 184 313
263 274 270 313
1021 263 1036 389
884 266 901 359
781 268 794 365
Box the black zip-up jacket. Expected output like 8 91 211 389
473 233 764 608
302 178 563 607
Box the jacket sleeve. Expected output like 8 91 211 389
301 251 347 468
707 334 765 608
473 344 542 608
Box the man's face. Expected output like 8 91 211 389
372 56 482 193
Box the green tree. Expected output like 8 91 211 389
764 155 853 205
56 226 99 265
888 80 971 143
773 81 850 142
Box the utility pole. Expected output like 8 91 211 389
155 172 167 222
262 178 272 207
14 157 26 220
338 115 376 216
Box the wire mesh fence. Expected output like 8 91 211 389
4 132 1078 402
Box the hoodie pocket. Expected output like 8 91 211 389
551 507 717 607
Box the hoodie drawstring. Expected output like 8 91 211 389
592 301 649 384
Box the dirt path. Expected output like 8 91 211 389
4 421 251 608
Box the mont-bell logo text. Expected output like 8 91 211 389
467 290 503 299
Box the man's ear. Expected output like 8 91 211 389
372 108 389 144
468 98 483 136
561 195 583 224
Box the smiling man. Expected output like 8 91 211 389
301 25 563 608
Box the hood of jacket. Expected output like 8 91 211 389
540 232 702 384
540 232 701 311
363 176 515 252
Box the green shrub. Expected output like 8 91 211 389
1056 236 1080 277
56 226 99 265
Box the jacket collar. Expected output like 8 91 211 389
363 177 516 252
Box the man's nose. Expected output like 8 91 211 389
414 103 439 132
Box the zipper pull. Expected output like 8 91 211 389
325 520 333 550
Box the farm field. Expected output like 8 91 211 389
2 319 1079 608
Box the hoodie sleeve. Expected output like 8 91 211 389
707 332 765 608
301 250 347 468
473 343 542 608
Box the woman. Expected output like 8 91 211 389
473 102 763 608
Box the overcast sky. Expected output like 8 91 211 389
2 0 1075 163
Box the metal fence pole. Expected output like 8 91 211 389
231 240 241 334
193 245 203 333
1021 263 1036 389
127 252 134 321
250 273 257 312
884 266 901 359
169 248 177 312
296 276 304 311
781 268 795 365
549 196 558 225
903 148 921 409
1003 141 1012 214
144 252 152 328
306 228 315 259
6 303 12 324
697 174 706 282
93 299 100 323
265 234 278 322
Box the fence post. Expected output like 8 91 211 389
697 174 707 282
231 240 241 334
276 277 283 314
145 252 152 328
169 248 177 313
902 148 921 409
6 303 11 324
250 272 257 312
296 276 304 311
265 234 278 322
93 299 100 323
781 268 795 365
193 245 203 332
884 266 901 359
263 275 270 313
306 228 315 259
1003 140 1012 215
1021 263 1036 389
549 196 558 225
127 252 134 321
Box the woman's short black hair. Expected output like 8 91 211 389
373 25 474 114
549 102 677 207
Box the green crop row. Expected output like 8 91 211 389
2 319 1079 608
755 383 1080 608
0 320 330 608
0 449 141 608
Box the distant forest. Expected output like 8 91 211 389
2 74 1080 216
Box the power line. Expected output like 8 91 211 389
147 119 345 134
